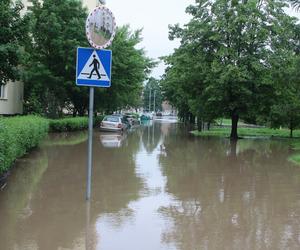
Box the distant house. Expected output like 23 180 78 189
162 101 177 115
0 82 24 115
0 0 30 115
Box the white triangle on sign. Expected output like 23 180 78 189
78 50 109 81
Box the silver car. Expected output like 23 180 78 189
100 116 125 132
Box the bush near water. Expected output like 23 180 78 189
0 116 49 174
0 115 106 175
49 115 105 132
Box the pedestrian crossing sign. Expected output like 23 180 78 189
76 47 112 87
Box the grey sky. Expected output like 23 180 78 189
102 0 194 78
94 1 300 79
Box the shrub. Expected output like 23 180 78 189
49 117 88 132
49 116 105 132
0 116 49 174
94 115 105 127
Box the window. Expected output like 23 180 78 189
0 84 7 99
103 116 120 122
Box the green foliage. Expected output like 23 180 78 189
23 0 89 118
23 1 153 116
288 137 300 165
49 117 88 132
269 56 300 137
162 0 298 139
0 116 49 174
0 0 29 85
49 115 104 132
94 26 155 113
288 154 300 165
94 115 105 127
192 127 300 138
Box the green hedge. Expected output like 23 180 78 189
0 116 49 174
49 117 88 132
49 115 105 132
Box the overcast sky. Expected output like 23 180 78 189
98 0 194 78
91 0 300 79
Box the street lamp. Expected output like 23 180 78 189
153 90 156 113
149 87 151 112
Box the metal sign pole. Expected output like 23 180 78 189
149 88 151 112
86 87 94 200
80 0 115 201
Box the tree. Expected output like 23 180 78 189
270 53 300 138
23 0 89 118
0 0 29 85
24 1 153 117
94 26 154 114
163 0 297 139
143 77 163 112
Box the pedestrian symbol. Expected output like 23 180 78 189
76 47 112 87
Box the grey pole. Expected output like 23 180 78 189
86 87 94 200
149 88 151 112
153 90 156 113
85 200 91 248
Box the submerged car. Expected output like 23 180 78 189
100 133 125 148
100 115 127 132
124 114 140 126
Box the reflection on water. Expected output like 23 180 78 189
1 122 300 249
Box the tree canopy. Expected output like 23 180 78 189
23 0 153 117
0 0 29 85
162 0 299 139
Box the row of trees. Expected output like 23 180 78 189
161 0 300 139
1 0 153 118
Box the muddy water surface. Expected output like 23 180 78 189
1 121 300 250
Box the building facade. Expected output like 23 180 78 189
0 82 24 115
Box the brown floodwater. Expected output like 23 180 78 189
1 121 300 250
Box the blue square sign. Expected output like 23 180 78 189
76 47 112 87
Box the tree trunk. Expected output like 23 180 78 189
197 117 202 132
189 113 195 124
207 122 211 131
289 119 293 138
229 139 237 159
230 112 239 140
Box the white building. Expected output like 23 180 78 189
0 0 98 115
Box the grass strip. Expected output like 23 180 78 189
288 154 300 166
191 127 300 138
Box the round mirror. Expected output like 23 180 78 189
86 6 116 49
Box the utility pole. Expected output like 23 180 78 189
149 88 151 112
153 90 156 113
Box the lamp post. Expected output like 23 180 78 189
153 90 156 113
149 87 151 112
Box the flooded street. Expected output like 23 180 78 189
1 121 300 250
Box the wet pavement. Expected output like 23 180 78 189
1 120 300 250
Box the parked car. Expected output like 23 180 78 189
111 114 131 129
100 115 127 132
124 114 140 126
